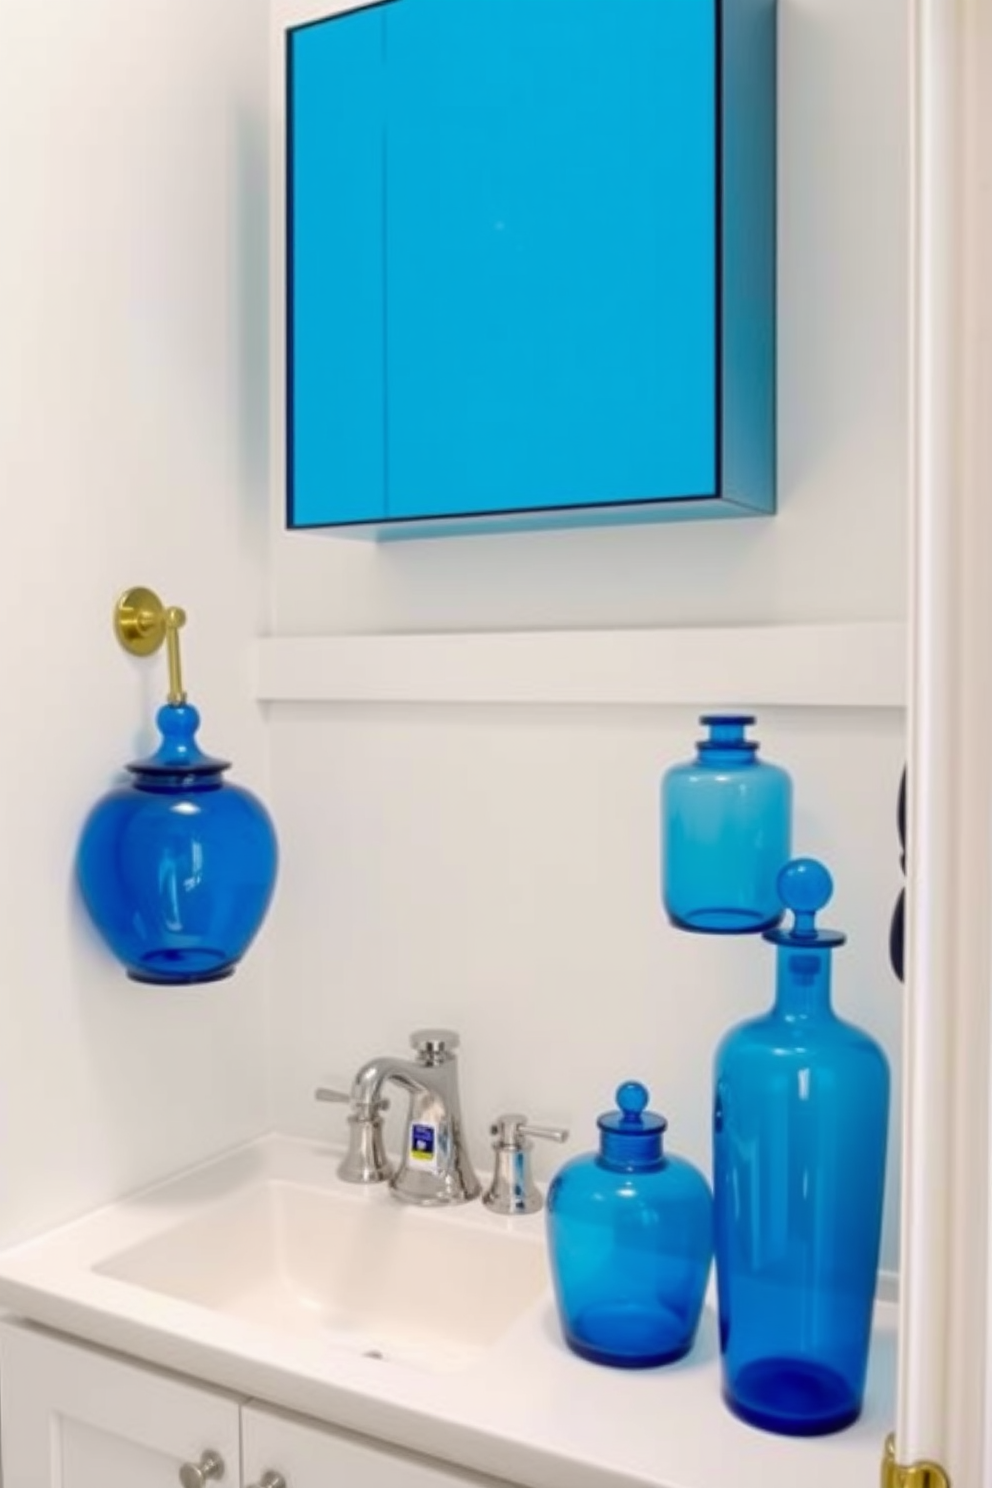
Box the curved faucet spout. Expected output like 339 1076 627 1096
351 1056 432 1111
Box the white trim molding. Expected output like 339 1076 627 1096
900 0 992 1480
252 622 906 709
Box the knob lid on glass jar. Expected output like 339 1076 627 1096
545 1082 713 1369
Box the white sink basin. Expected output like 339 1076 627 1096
96 1177 549 1371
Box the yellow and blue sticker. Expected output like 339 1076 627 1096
410 1122 440 1174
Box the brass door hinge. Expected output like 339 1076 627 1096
882 1433 950 1486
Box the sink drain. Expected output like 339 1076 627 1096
362 1348 385 1360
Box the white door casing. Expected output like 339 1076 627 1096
901 0 992 1480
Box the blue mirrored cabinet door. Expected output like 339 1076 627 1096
288 7 387 527
384 0 718 521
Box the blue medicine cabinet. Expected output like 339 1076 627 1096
287 0 776 538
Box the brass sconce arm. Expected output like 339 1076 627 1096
114 587 188 704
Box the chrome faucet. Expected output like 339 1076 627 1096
317 1029 480 1206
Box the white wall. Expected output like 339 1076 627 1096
270 705 905 1270
0 0 272 1244
265 0 909 1275
0 0 908 1281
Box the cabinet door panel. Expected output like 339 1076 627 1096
289 8 387 526
385 0 717 521
59 1418 201 1488
244 1403 509 1488
0 1322 241 1488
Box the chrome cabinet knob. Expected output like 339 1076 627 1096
179 1451 225 1488
248 1474 286 1488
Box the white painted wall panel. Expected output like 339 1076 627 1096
0 0 272 1243
269 704 905 1274
264 0 909 1280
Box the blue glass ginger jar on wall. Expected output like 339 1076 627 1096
662 714 792 933
713 859 889 1435
77 589 278 986
546 1082 713 1368
78 704 278 985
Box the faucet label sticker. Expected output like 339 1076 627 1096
410 1122 439 1174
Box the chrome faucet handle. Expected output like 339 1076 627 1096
315 1086 349 1105
314 1086 392 1185
410 1028 459 1062
482 1113 569 1216
316 1085 391 1115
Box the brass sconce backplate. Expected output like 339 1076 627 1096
114 586 169 657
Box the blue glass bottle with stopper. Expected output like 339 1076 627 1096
545 1082 713 1368
713 858 889 1435
77 588 278 986
662 714 792 933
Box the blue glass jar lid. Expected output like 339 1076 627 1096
127 703 230 778
697 714 759 753
764 858 846 949
598 1082 667 1167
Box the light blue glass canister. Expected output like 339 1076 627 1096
713 859 890 1435
662 714 792 933
546 1082 713 1368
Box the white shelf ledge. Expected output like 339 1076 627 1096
253 622 906 709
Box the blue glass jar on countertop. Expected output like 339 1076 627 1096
78 702 278 985
662 714 792 934
546 1082 713 1368
713 859 890 1435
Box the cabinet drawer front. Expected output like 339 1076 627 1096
385 0 717 522
244 1403 513 1488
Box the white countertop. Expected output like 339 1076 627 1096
0 1135 896 1488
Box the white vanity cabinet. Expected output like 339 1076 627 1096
0 1323 507 1488
243 1402 507 1488
0 1322 243 1488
